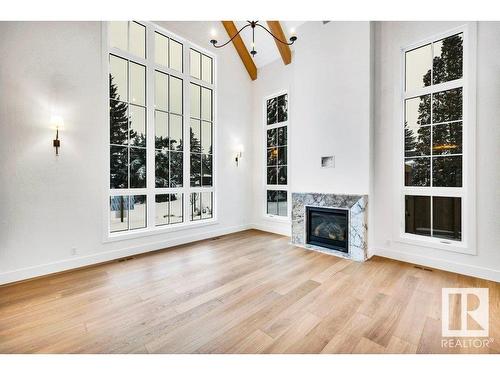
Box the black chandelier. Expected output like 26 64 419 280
210 21 297 57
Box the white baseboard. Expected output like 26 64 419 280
0 224 252 285
4 224 497 285
374 247 500 282
252 221 291 237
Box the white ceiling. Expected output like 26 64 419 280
234 21 305 68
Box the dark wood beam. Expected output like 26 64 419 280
221 21 257 81
266 21 292 65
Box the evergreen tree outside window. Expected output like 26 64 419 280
108 21 216 235
401 25 475 252
265 92 289 218
189 49 214 221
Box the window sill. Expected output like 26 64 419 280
103 218 219 243
395 232 476 255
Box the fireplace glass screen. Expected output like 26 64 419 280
306 207 348 253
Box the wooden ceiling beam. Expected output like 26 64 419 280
221 21 257 81
266 21 292 65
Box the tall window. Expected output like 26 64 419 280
189 49 214 221
265 92 288 217
402 27 473 249
108 21 215 235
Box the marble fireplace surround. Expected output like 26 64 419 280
291 193 368 261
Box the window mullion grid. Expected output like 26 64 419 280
145 23 156 230
109 48 148 67
108 24 151 231
267 120 287 131
266 186 283 191
403 47 464 240
265 100 288 217
430 190 433 237
197 83 202 189
166 193 171 226
430 41 434 91
183 43 191 223
155 64 183 81
127 21 131 55
189 79 215 221
126 50 131 193
404 78 463 100
401 27 470 248
110 22 216 234
429 79 433 239
167 37 171 72
190 75 215 91
403 186 462 196
167 75 172 191
266 119 288 190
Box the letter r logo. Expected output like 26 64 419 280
442 288 489 337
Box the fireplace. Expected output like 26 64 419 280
306 206 349 253
292 193 367 261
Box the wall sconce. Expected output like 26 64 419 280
51 115 63 155
235 145 243 167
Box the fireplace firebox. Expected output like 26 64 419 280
306 206 349 253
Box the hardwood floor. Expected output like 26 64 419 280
1 229 499 354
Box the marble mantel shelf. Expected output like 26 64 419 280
291 192 368 261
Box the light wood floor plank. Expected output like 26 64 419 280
0 229 499 354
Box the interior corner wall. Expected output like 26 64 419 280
372 21 500 281
251 21 373 237
1 21 498 285
0 21 254 285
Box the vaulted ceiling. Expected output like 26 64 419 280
220 21 305 81
233 21 304 68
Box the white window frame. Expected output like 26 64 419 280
394 23 477 255
102 21 217 242
263 90 290 221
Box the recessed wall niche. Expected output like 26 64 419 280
321 156 334 168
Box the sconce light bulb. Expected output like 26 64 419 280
235 146 243 167
50 115 64 130
210 28 217 38
51 115 63 156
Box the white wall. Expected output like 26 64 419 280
251 21 373 236
1 21 498 284
0 21 254 284
372 22 500 281
250 21 500 281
